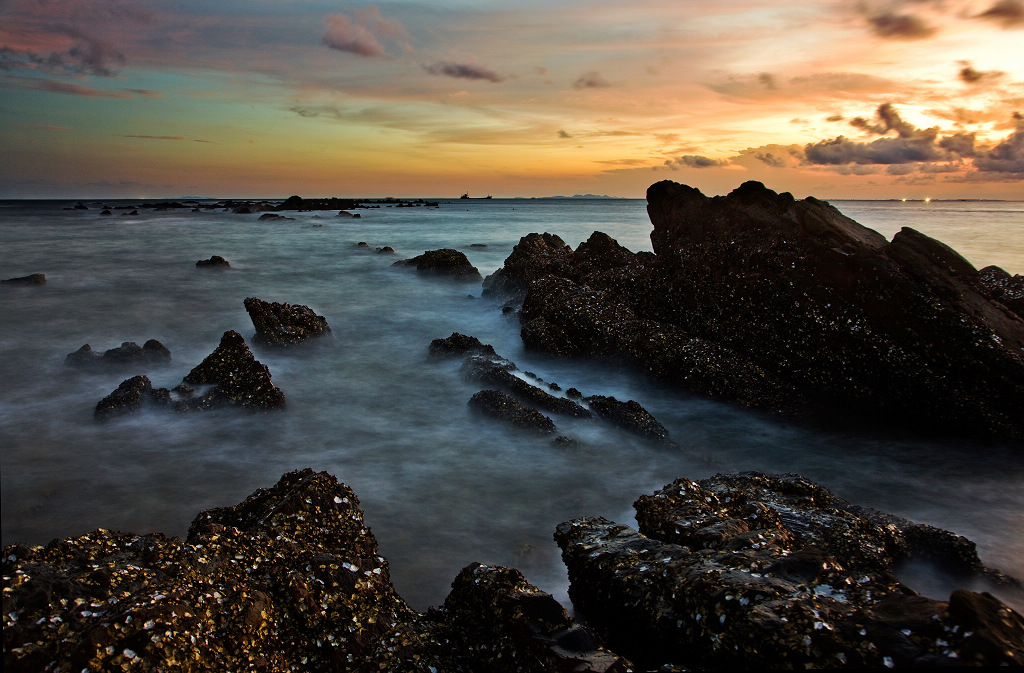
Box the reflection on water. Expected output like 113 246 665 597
1 198 1022 612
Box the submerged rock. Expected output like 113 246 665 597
556 472 1024 670
243 297 331 347
468 389 557 434
497 181 1024 441
394 249 483 281
2 273 46 285
94 375 170 421
68 340 171 367
583 395 668 440
196 255 230 267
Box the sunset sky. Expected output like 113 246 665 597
2 0 1023 199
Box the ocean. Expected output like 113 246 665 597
1 195 1022 612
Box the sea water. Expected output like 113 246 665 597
1 196 1022 612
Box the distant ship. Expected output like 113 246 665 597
460 193 493 199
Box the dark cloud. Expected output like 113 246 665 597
806 104 943 165
558 129 572 138
974 126 1024 174
573 71 610 89
959 63 1005 85
867 12 937 39
826 114 844 122
423 61 504 83
975 0 1024 27
0 27 125 77
938 132 977 156
664 155 727 169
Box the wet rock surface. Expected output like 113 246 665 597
468 389 557 434
492 181 1024 441
93 375 170 421
180 330 286 410
66 340 171 367
555 472 1024 670
195 255 231 267
2 273 46 285
3 470 628 673
394 248 483 281
243 297 331 347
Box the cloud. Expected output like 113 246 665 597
866 12 937 39
975 0 1024 27
958 63 1005 85
732 144 806 169
664 155 727 169
0 28 125 77
558 129 572 138
805 103 943 165
573 71 610 89
974 124 1024 174
322 8 408 58
123 135 185 140
423 61 504 83
1 75 132 98
706 72 896 101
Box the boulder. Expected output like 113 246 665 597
2 273 46 285
393 249 483 281
196 255 230 267
555 472 1024 670
180 330 286 410
243 297 331 347
428 332 497 358
468 389 557 434
277 195 358 211
500 181 1024 441
94 375 170 421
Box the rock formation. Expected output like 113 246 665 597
394 249 483 281
243 297 331 347
179 330 286 410
94 375 170 421
486 181 1024 441
556 472 1024 670
67 340 171 367
2 273 46 285
196 255 231 267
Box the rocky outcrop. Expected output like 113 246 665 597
979 264 1024 319
94 375 170 421
196 255 231 267
243 297 331 347
394 249 483 281
66 340 171 367
556 472 1024 670
179 330 286 410
468 389 557 434
495 181 1024 441
2 273 46 285
277 195 359 211
2 469 628 673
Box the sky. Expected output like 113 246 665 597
1 0 1023 199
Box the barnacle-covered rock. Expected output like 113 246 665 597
498 181 1024 441
180 330 285 410
243 296 331 347
468 390 557 434
94 374 170 421
393 249 482 281
68 339 171 367
584 395 669 440
555 472 1024 670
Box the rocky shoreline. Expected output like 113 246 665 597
4 469 1022 671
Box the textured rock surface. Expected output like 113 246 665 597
497 181 1024 440
1 273 46 285
2 470 628 673
555 472 1024 670
394 248 483 281
180 330 286 410
468 389 557 434
195 255 230 267
94 375 170 421
67 340 171 367
243 297 331 347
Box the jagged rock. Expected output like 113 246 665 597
393 249 482 281
67 340 172 367
94 375 170 421
428 332 497 358
499 181 1024 441
277 195 358 211
979 264 1024 319
2 273 46 285
243 297 331 347
180 330 285 410
468 389 557 434
196 255 230 267
583 395 668 440
468 361 591 419
2 470 629 673
555 472 1024 670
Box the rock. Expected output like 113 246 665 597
356 241 369 247
2 273 46 285
180 330 286 410
482 232 573 302
67 340 171 367
555 472 1024 670
394 249 483 281
468 360 591 419
277 195 358 211
376 246 394 254
257 213 291 221
243 297 331 347
94 375 170 421
499 180 1024 441
468 390 557 434
979 264 1024 319
583 395 668 440
428 332 497 358
196 255 230 267
232 206 252 214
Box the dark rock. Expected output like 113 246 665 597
566 387 583 399
257 213 290 221
394 249 483 281
500 180 1024 441
277 195 358 211
979 264 1024 319
180 330 285 410
232 206 252 214
94 375 170 421
356 241 369 247
100 210 112 216
196 255 230 268
67 340 171 367
468 389 557 434
2 273 46 285
243 297 331 347
428 332 497 358
584 395 668 440
555 472 1024 670
469 361 591 419
376 246 394 254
